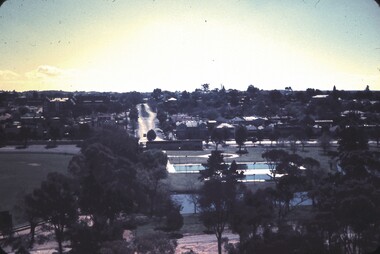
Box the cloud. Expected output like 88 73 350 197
0 70 20 80
25 65 66 80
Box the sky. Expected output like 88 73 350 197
0 0 379 93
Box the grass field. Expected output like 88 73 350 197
0 153 73 225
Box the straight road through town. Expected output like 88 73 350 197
137 103 163 142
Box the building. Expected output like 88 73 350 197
43 97 75 117
176 120 208 140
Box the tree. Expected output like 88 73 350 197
67 129 151 252
134 233 177 254
137 149 169 216
318 132 331 154
146 129 157 142
288 134 298 154
262 149 288 186
129 107 139 124
231 188 275 250
272 153 309 218
152 88 163 101
210 129 224 151
338 126 368 154
315 175 380 253
199 150 227 180
70 127 177 251
18 125 30 148
198 178 239 254
23 193 42 247
235 125 248 154
49 126 60 147
99 240 134 254
156 109 167 125
28 172 78 254
198 152 245 254
162 201 183 232
202 83 210 92
69 143 139 225
69 220 124 254
184 175 201 214
268 131 279 147
81 127 140 163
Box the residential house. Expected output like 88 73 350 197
176 120 208 140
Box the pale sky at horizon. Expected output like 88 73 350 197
0 0 379 93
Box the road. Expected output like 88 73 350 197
136 103 163 142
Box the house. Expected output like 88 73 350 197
176 120 208 140
243 116 267 126
43 97 74 117
74 94 110 110
230 117 245 125
314 120 334 128
215 123 235 140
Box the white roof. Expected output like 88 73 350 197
312 95 328 99
216 123 234 129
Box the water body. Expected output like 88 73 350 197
173 162 274 181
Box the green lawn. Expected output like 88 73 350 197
0 153 73 225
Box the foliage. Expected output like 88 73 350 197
198 151 245 254
128 107 139 123
69 143 140 224
338 126 368 154
18 126 30 147
210 128 224 151
137 149 169 215
199 150 227 181
25 172 78 254
69 220 125 254
146 129 157 142
261 149 288 185
161 201 183 232
99 240 134 254
231 188 275 245
134 233 177 254
198 178 238 254
81 127 140 162
318 131 331 154
234 125 247 154
315 174 380 253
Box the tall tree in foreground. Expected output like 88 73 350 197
230 188 275 252
26 172 78 254
137 149 169 216
69 143 139 226
198 151 245 254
